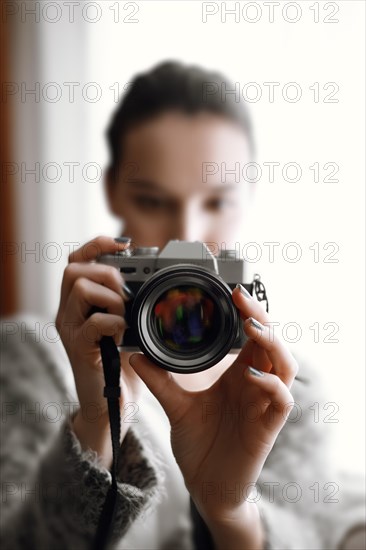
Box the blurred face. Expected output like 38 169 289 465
107 110 253 389
106 110 253 251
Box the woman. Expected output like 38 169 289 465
1 61 365 550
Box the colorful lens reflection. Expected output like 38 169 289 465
153 286 219 352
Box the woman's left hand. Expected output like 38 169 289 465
129 285 298 528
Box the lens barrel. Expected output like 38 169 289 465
131 264 239 373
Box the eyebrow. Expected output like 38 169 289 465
127 179 238 193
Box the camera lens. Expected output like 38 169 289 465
151 286 220 353
131 265 239 373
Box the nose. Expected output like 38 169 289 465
170 204 203 242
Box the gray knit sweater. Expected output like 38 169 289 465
0 317 365 550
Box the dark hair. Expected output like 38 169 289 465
106 60 255 181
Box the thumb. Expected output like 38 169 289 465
129 353 188 423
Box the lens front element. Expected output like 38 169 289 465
152 286 220 353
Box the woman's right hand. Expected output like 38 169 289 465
56 236 141 467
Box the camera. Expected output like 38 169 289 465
97 240 260 374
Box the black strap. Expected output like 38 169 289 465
89 308 122 550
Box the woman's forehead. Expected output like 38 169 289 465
120 111 251 194
123 111 250 156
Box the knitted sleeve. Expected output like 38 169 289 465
0 319 163 550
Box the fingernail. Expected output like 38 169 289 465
115 236 131 244
122 283 134 300
248 366 264 377
249 317 265 331
236 283 252 299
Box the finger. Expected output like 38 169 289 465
225 339 269 390
244 367 294 430
226 338 255 383
59 263 128 317
64 277 125 323
233 286 298 386
69 236 130 264
81 313 127 347
232 285 271 325
243 317 298 388
129 353 189 424
252 341 272 374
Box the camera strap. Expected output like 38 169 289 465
89 307 122 550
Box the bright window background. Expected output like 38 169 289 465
14 1 365 475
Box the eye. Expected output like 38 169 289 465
204 197 232 212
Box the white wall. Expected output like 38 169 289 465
13 1 365 474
